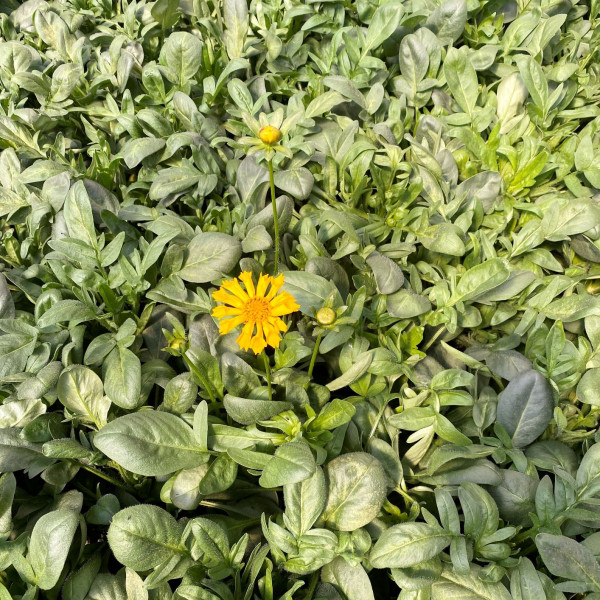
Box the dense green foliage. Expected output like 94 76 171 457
0 0 600 598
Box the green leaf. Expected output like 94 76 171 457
103 346 141 410
151 0 180 29
0 473 15 540
242 225 272 252
62 555 101 600
282 270 342 316
323 452 387 531
94 410 210 476
449 259 510 306
431 566 513 600
160 32 203 85
537 533 600 590
284 468 326 537
399 34 429 89
64 181 97 250
223 0 248 59
309 399 356 431
577 368 600 406
326 352 373 392
496 370 554 448
575 443 600 499
511 558 547 600
149 165 209 200
323 76 365 108
58 365 109 426
366 251 404 294
125 568 148 600
362 3 404 56
179 232 242 283
122 138 166 169
0 274 14 320
37 300 96 328
164 373 198 414
425 0 468 44
305 92 346 118
0 333 37 378
274 168 314 200
370 523 452 569
107 505 185 571
171 464 209 510
322 557 375 600
223 395 292 425
197 454 237 496
29 509 79 589
444 47 478 117
259 441 316 488
516 55 548 115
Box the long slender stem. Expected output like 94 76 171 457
307 332 323 380
80 464 130 491
268 159 280 274
304 571 320 600
263 351 272 401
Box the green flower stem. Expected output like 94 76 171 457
263 351 272 401
268 158 280 274
307 332 323 380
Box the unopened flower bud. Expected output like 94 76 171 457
259 125 282 145
168 338 186 351
316 307 336 326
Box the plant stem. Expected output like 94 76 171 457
395 484 418 510
263 351 272 401
307 332 323 380
80 464 131 491
304 571 320 600
268 158 280 274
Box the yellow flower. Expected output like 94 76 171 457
212 272 299 355
258 125 282 145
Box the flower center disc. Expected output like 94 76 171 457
244 297 271 322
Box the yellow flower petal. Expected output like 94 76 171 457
212 305 242 319
212 288 244 309
269 316 288 332
265 274 285 300
270 292 300 316
221 278 250 302
256 273 271 297
239 271 256 297
219 314 246 335
263 320 283 348
249 322 268 354
236 321 255 352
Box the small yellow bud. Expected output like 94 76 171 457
316 307 336 326
168 338 186 351
259 125 282 145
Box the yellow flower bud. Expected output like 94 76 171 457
259 125 282 145
316 307 336 326
168 338 186 351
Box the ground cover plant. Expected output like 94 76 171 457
0 0 600 598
